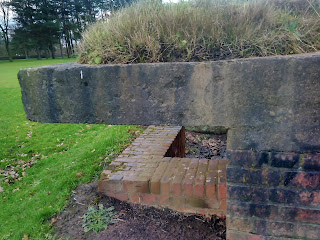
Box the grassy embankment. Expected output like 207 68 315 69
0 58 142 239
79 0 320 64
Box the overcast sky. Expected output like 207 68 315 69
163 0 180 3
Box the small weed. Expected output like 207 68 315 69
42 233 70 240
82 204 117 233
188 147 200 154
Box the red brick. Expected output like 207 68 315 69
123 176 150 194
220 199 227 211
139 170 154 178
108 174 123 181
284 171 320 189
150 178 161 195
209 159 218 171
109 162 122 169
129 194 142 203
205 171 217 199
161 181 171 195
265 237 292 240
218 184 227 199
172 183 182 196
194 160 207 198
160 158 179 195
115 158 137 163
98 179 123 193
271 152 299 168
268 221 295 237
206 185 216 199
186 197 208 208
183 183 194 197
303 153 320 171
115 193 128 201
172 158 189 196
194 184 205 198
250 204 278 219
218 159 227 171
180 207 197 214
252 219 267 235
162 157 171 162
296 208 320 224
189 158 199 169
296 223 320 239
171 196 185 207
158 195 170 206
105 191 116 198
198 159 208 172
218 170 226 185
298 190 320 207
248 235 265 240
269 188 295 205
227 217 252 232
228 201 250 217
101 170 112 177
205 199 220 209
227 230 265 240
182 167 197 196
143 194 157 204
124 162 138 167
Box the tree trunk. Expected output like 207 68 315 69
65 35 71 58
70 38 74 56
59 38 64 58
36 47 41 60
5 40 13 62
45 49 49 59
24 48 29 59
49 42 56 59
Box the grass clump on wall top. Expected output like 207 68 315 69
78 0 320 64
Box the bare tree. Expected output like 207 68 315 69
0 0 12 61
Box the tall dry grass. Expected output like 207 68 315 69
78 0 320 64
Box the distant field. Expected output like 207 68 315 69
0 58 141 239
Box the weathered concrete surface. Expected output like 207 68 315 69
18 53 320 152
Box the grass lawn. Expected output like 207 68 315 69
0 58 142 239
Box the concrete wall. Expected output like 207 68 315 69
18 53 320 239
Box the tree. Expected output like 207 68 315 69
10 0 60 59
9 0 135 60
11 27 33 59
0 0 13 61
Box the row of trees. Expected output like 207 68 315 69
0 0 132 61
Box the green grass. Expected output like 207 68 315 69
0 58 142 239
78 0 320 64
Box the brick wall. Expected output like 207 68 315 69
227 150 320 239
99 126 227 217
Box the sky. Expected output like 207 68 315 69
163 0 181 3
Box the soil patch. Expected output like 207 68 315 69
54 130 227 239
185 130 227 159
54 181 226 240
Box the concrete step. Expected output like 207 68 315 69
98 126 227 217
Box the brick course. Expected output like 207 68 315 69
98 126 227 217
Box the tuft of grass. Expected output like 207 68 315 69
0 58 142 239
78 0 320 64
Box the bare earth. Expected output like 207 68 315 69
54 131 227 240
